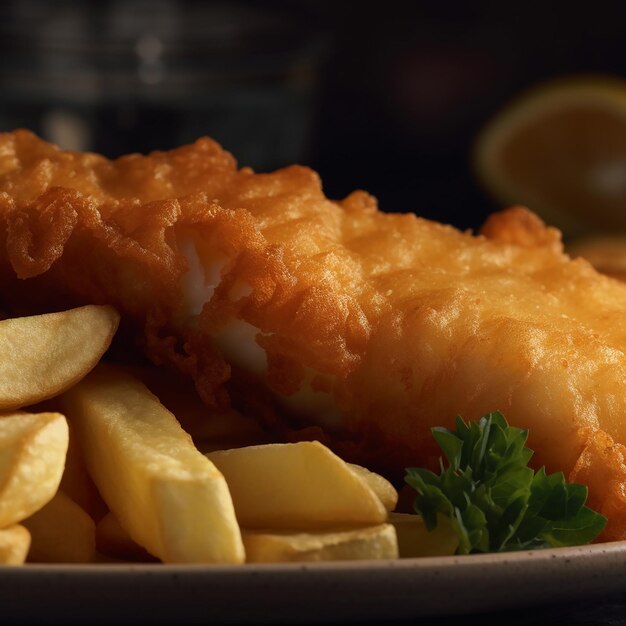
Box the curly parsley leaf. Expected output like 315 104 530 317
404 411 606 554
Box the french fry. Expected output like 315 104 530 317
60 422 108 521
96 511 156 562
0 525 31 565
388 512 459 558
22 491 96 563
207 442 388 529
242 524 398 563
60 365 245 564
0 306 119 411
0 412 68 528
348 463 398 512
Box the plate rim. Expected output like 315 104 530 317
4 537 625 573
2 539 626 624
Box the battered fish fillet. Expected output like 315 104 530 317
1 130 626 539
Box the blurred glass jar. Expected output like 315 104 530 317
0 0 328 169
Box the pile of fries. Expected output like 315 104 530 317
0 305 458 565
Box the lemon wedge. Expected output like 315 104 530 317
474 76 626 237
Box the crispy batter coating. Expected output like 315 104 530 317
2 130 626 539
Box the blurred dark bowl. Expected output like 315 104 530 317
0 0 328 171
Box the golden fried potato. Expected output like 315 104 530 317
388 512 458 558
59 422 108 521
22 491 96 563
0 525 30 565
207 442 388 530
242 524 398 563
348 463 398 512
0 411 68 528
61 365 245 564
0 306 119 411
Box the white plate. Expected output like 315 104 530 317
1 541 625 624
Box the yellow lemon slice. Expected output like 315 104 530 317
474 76 626 237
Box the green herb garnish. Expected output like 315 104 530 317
404 411 606 554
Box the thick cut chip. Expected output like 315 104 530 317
207 442 388 529
348 463 398 512
60 365 245 564
0 411 69 528
242 524 398 563
60 422 108 521
0 525 31 565
388 512 459 558
0 305 119 411
22 491 96 563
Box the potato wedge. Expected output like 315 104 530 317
388 512 459 558
207 442 388 529
242 524 398 563
0 525 31 565
96 511 156 562
0 411 68 528
0 305 119 411
23 491 96 563
348 463 398 512
61 365 245 564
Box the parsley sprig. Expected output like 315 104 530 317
404 411 606 554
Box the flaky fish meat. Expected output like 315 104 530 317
2 130 626 538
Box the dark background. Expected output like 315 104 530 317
0 0 624 232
